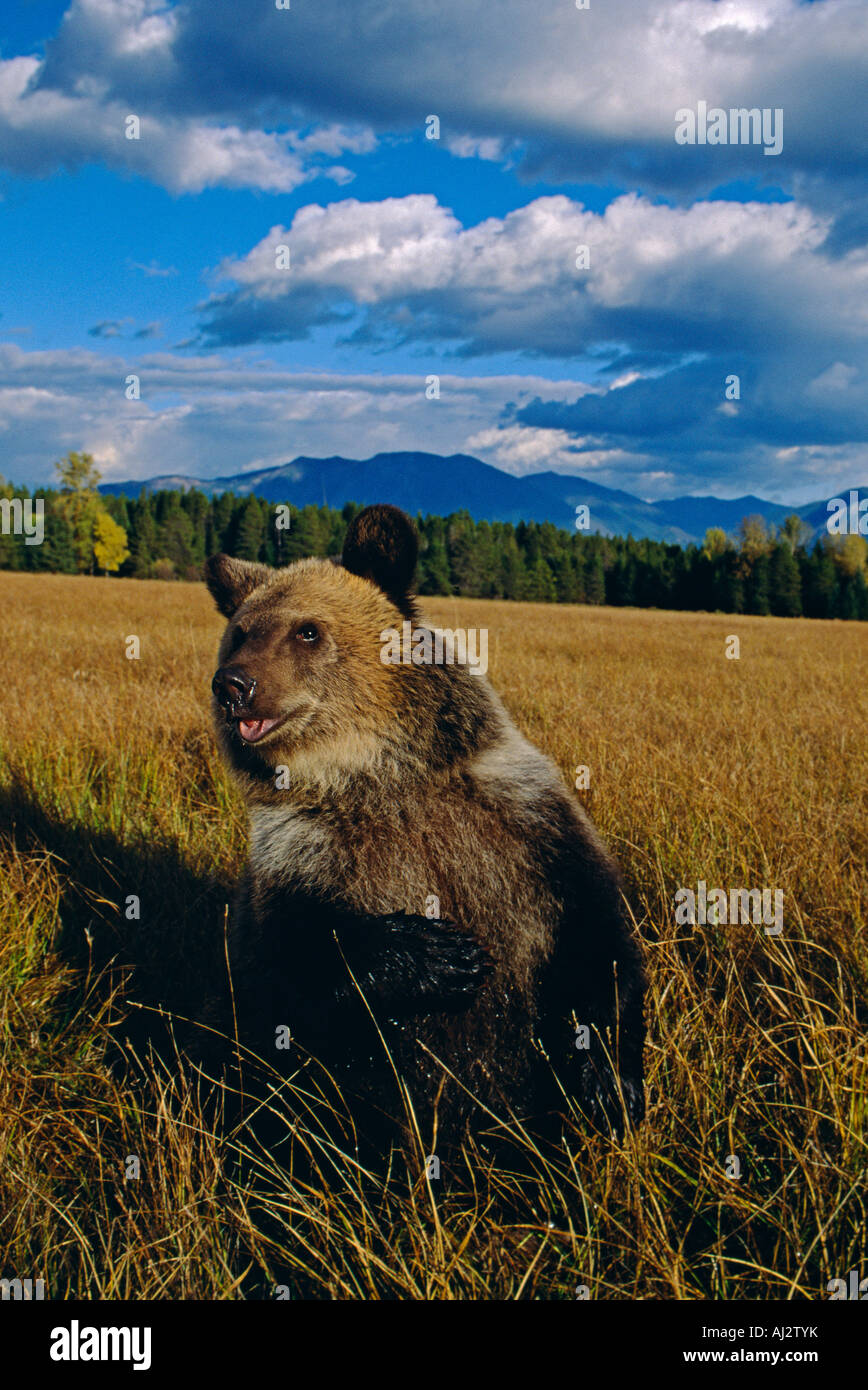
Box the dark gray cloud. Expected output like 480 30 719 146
88 318 161 340
516 359 868 453
88 319 129 338
23 0 868 217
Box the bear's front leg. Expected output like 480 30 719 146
335 911 492 1017
228 889 491 1059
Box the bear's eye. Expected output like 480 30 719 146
296 622 320 644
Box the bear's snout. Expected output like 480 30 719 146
212 664 256 714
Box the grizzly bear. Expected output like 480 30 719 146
204 504 644 1143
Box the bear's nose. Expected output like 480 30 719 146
212 665 256 711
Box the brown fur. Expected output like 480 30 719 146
204 506 645 1137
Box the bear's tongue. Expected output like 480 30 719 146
238 717 279 743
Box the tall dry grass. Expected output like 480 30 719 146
0 571 866 1298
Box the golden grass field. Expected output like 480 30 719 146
1 569 866 1299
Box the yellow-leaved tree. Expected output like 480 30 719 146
54 451 129 574
824 532 868 577
701 527 728 560
93 510 130 575
54 451 103 572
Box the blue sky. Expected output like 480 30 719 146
1 0 866 502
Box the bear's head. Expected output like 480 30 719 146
205 504 432 788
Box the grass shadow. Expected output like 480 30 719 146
0 772 233 1065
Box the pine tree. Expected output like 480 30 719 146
29 507 76 573
236 496 266 561
585 552 605 605
713 552 744 613
127 496 157 576
158 494 196 575
746 553 771 615
418 528 452 594
805 546 838 618
498 532 525 599
769 542 803 616
447 512 482 594
182 489 210 568
528 556 556 602
212 492 237 553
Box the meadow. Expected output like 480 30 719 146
0 569 866 1299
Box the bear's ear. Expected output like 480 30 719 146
341 504 418 614
204 553 272 618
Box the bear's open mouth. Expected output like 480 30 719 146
236 716 281 743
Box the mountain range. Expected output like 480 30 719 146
99 451 860 546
